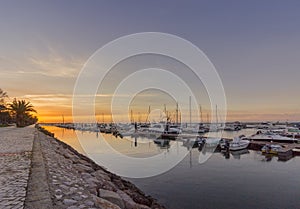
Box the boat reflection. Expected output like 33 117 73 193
153 139 170 149
230 149 250 159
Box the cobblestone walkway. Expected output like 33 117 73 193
0 126 35 209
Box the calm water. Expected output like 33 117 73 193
43 126 300 209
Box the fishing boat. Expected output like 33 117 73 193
261 144 284 154
229 136 250 151
248 131 298 143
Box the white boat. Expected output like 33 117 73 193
120 128 136 137
148 123 164 133
248 131 297 143
229 137 250 151
224 125 236 131
164 124 182 135
182 125 199 134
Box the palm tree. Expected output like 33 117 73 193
0 89 9 125
8 99 37 127
0 88 7 104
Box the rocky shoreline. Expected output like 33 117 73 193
35 126 165 209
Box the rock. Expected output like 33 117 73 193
86 176 99 184
84 178 98 194
92 195 121 209
84 200 95 207
81 172 93 179
66 206 78 209
63 152 74 159
64 181 72 186
101 180 118 191
113 179 126 190
125 190 151 206
72 195 82 201
70 187 78 193
92 169 109 176
60 184 70 191
81 194 88 199
63 199 77 206
137 204 151 209
99 189 125 209
78 159 91 166
117 190 139 209
74 164 94 173
93 171 111 181
87 186 98 196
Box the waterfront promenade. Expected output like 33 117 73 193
0 126 34 209
0 126 163 209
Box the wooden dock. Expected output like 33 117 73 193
248 140 300 161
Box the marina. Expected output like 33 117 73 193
41 125 300 209
1 1 300 209
44 121 300 162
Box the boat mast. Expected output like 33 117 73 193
199 105 202 123
164 104 168 122
138 112 141 123
207 113 209 124
145 105 151 123
216 104 218 125
176 102 179 125
189 96 192 126
130 110 133 123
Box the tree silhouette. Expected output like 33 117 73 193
8 99 37 127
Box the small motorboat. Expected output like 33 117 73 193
229 136 250 151
261 144 284 154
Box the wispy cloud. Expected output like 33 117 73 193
22 93 142 100
0 44 84 78
26 48 83 78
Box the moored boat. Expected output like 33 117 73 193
229 136 250 151
261 144 284 154
248 131 298 143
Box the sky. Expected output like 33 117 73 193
0 0 300 122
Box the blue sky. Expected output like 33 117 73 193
0 0 299 122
